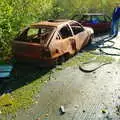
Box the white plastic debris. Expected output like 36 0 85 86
59 105 65 114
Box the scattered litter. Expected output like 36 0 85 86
116 105 120 115
0 93 13 107
83 110 85 113
0 110 2 114
101 109 107 114
92 71 96 74
44 81 47 83
74 105 79 108
56 66 62 70
59 105 65 115
35 101 38 104
45 114 49 117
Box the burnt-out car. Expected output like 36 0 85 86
72 13 111 33
12 20 94 67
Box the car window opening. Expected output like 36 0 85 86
91 16 100 24
81 15 91 22
70 22 84 35
56 33 61 40
59 25 72 39
16 26 55 44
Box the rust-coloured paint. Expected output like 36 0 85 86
12 20 94 67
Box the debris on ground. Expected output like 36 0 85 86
59 105 65 115
74 105 79 109
116 105 120 116
101 109 107 114
35 101 38 104
83 110 86 113
0 93 13 107
45 114 49 117
56 66 63 70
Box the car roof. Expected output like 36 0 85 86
82 13 106 16
31 19 72 27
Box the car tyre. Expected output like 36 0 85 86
88 34 94 44
55 55 65 65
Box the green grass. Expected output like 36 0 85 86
0 71 51 115
62 52 114 68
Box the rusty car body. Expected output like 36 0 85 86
12 20 94 67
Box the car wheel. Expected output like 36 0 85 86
64 53 70 61
56 55 65 65
88 34 94 44
69 39 77 55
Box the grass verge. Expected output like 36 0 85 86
62 51 114 68
0 70 51 115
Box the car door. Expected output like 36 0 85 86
13 27 53 60
69 22 89 51
92 15 111 33
50 24 76 58
94 15 108 32
80 15 99 32
104 15 111 32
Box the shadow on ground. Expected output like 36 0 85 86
0 63 51 95
83 33 110 51
0 33 110 95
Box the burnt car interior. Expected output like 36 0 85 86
70 22 84 35
16 26 54 44
59 25 73 39
59 23 84 39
